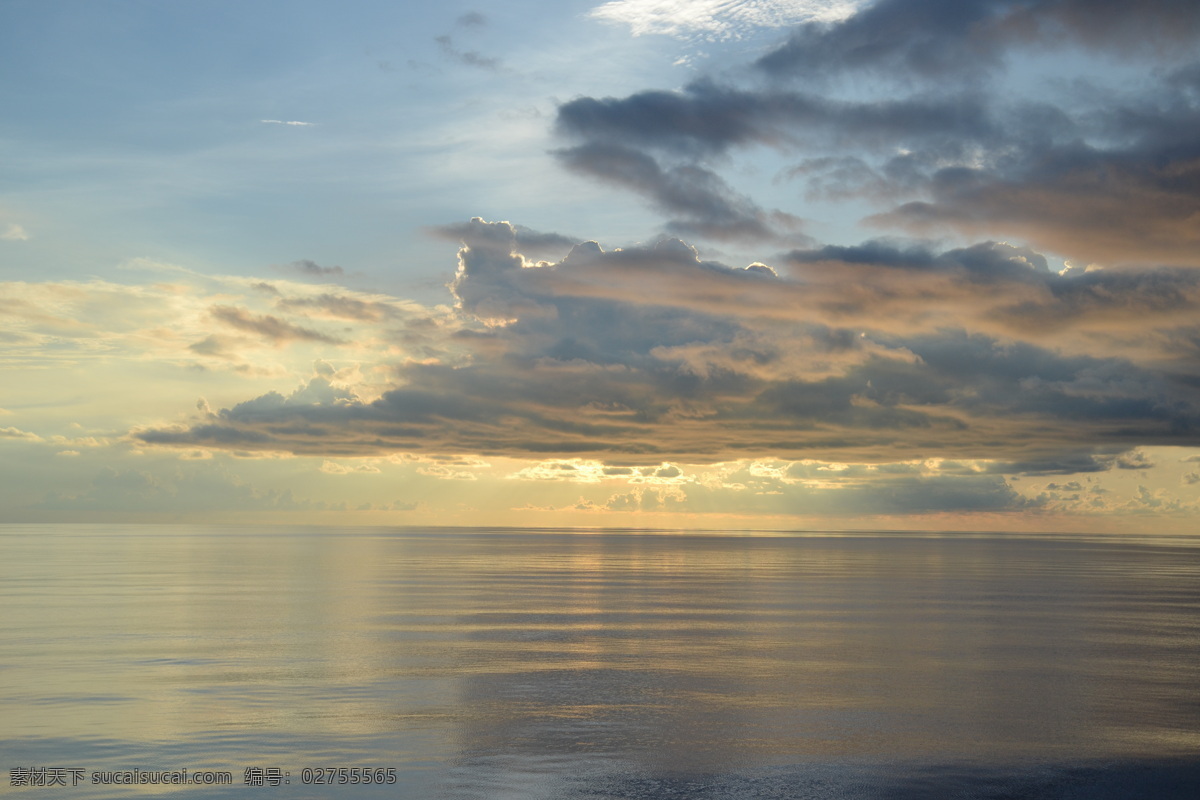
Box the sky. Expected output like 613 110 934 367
2 0 1199 531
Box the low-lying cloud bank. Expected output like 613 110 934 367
135 219 1200 472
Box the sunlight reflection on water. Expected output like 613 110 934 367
2 525 1199 798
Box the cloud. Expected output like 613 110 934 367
556 80 1002 160
555 141 809 244
552 79 1008 247
800 474 1034 514
276 293 396 322
1126 484 1188 513
435 35 502 71
209 305 344 345
1107 450 1156 470
756 0 1200 80
456 11 487 27
188 334 239 358
522 463 1036 516
8 2 1194 525
588 0 864 39
508 458 689 484
868 139 1200 268
1 223 29 241
37 465 311 513
320 460 382 475
0 426 43 442
428 221 580 261
0 272 448 440
136 219 1200 466
285 259 344 277
261 119 315 126
553 4 1200 269
782 240 1200 339
0 275 377 386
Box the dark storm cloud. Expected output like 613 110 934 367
782 240 1200 345
556 80 1001 158
875 332 1195 435
551 3 1200 266
813 474 1035 514
996 268 1200 326
137 220 1200 466
786 239 1049 279
957 452 1125 476
556 82 772 158
786 238 1200 302
871 138 1200 266
556 76 1200 264
859 59 1200 263
138 424 272 446
756 0 1200 80
555 142 808 244
551 79 1004 245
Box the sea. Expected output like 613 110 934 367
2 524 1199 798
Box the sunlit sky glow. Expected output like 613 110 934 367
2 0 1199 530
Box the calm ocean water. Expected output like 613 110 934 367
2 524 1199 798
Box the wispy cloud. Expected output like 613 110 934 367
260 119 315 127
434 35 502 71
589 0 864 39
456 11 488 28
1 223 29 241
284 259 344 278
0 426 43 442
209 305 344 345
